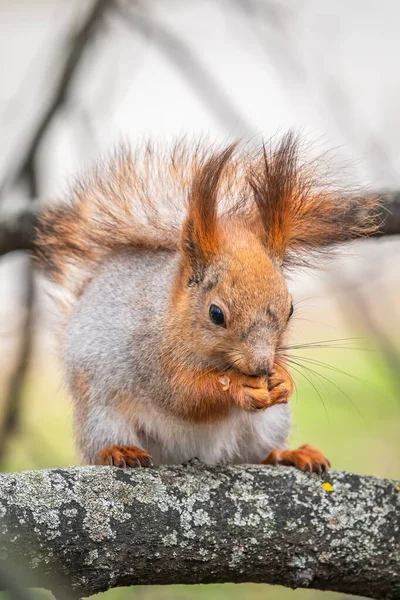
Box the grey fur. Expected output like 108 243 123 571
64 249 291 466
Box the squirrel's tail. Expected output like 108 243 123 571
34 148 184 296
34 135 381 297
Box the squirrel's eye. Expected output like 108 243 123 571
209 304 225 327
288 303 294 320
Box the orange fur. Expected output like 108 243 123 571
268 363 294 404
168 225 291 413
70 368 91 401
34 135 379 465
99 445 153 468
248 133 378 264
34 135 379 298
181 144 237 279
165 364 292 423
263 444 330 473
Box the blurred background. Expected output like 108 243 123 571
0 1 399 599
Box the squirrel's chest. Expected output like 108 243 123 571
133 404 291 465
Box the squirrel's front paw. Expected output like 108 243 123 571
241 375 274 410
268 364 294 405
99 445 154 468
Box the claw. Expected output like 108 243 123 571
99 445 154 469
263 444 330 474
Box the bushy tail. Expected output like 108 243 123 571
34 147 185 295
247 133 380 267
34 136 380 297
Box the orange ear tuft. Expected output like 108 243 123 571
248 132 379 266
181 143 237 282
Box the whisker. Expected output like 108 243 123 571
279 339 373 352
291 317 342 331
293 363 330 420
293 296 325 307
282 353 369 386
303 363 364 419
279 336 363 350
284 356 364 419
282 363 329 421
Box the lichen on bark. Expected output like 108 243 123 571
0 463 398 599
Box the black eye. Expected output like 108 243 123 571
209 304 225 327
288 303 294 320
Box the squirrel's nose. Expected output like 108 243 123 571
245 350 274 378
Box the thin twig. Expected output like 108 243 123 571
0 0 111 196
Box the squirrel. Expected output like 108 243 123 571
34 133 377 472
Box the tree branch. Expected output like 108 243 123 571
0 204 38 256
375 191 400 237
0 192 399 259
0 464 398 598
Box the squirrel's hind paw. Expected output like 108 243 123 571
263 444 330 475
99 445 154 468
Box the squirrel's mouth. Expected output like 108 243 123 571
226 351 275 378
240 369 270 378
229 364 270 379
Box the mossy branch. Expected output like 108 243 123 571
0 464 398 598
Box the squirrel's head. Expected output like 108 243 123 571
171 134 377 375
176 222 291 376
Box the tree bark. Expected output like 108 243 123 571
0 463 398 599
0 203 38 256
375 191 400 237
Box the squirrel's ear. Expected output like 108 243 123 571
248 133 379 266
181 144 236 283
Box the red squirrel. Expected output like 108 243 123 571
34 133 376 472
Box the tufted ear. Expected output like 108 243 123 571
248 132 378 267
181 144 236 283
